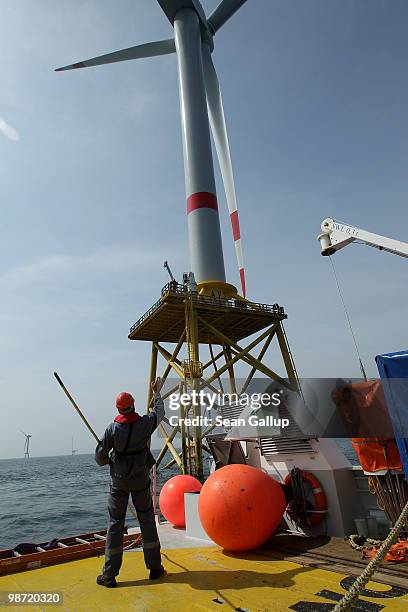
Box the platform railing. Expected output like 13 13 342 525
129 282 286 335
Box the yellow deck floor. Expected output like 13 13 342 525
1 546 408 611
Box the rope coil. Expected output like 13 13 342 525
333 500 408 611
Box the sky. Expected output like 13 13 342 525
1 0 407 459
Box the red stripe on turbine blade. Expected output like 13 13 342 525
187 192 218 214
73 62 86 69
239 268 246 297
230 210 240 241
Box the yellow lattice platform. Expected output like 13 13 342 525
128 283 286 344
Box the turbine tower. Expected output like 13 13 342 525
20 430 32 459
56 0 247 298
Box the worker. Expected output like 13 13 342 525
95 377 166 588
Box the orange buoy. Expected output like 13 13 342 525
198 464 286 551
159 474 202 527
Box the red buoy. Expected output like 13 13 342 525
198 464 286 551
159 474 202 528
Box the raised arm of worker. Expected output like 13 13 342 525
145 377 165 435
95 423 114 467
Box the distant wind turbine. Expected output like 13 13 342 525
20 430 32 458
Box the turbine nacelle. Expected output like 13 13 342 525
157 0 247 36
157 0 209 31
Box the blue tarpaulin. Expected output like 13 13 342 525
376 351 408 481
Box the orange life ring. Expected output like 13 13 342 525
284 470 327 526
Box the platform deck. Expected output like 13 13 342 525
128 284 286 344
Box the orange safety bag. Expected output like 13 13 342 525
362 540 408 562
332 380 402 473
351 438 402 473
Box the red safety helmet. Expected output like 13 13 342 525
116 391 134 411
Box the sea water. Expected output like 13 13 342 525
0 450 182 550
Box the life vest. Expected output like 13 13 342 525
114 412 141 424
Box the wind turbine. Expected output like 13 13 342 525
56 0 248 298
20 430 32 458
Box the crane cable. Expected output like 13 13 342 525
328 255 367 381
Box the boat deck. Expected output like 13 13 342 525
262 533 408 590
1 524 408 611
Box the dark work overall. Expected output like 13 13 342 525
103 423 162 578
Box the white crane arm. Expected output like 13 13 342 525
317 218 408 258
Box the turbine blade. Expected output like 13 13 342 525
20 429 27 436
207 0 248 34
55 38 175 72
202 45 246 297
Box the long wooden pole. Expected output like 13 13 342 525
54 372 100 442
53 372 139 522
